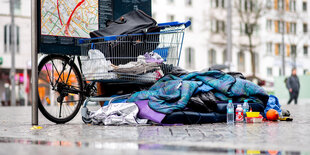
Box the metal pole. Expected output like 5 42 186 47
10 0 16 106
281 20 285 76
226 0 232 71
31 0 39 125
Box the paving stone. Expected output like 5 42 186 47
0 104 309 154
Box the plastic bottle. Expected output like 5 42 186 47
235 104 243 122
243 100 249 121
227 100 234 124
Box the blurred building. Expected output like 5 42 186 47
0 0 31 105
152 0 310 82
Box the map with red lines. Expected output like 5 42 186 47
41 0 98 37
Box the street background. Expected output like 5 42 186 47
1 0 310 106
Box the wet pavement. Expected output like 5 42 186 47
0 103 309 154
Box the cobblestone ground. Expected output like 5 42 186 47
0 103 309 154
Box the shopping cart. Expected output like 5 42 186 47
37 21 191 123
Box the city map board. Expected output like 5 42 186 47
39 0 151 55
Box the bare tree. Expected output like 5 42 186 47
235 0 266 77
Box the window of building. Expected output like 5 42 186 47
277 0 285 10
275 20 279 33
303 1 307 12
275 43 280 56
238 51 245 72
221 0 226 8
289 0 296 12
15 0 21 11
275 20 285 33
290 22 296 34
218 20 225 33
208 49 217 66
279 21 284 33
213 0 226 8
212 19 225 33
286 44 290 56
286 22 290 33
167 15 174 22
186 47 195 68
240 23 255 35
4 24 20 53
291 44 297 57
223 49 227 64
266 19 272 31
267 67 273 77
267 0 273 9
267 42 272 54
215 0 220 8
244 0 254 11
274 0 278 9
4 25 8 53
186 0 192 6
303 23 308 33
304 45 308 56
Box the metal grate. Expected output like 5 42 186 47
79 25 186 82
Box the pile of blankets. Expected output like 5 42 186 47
89 70 269 125
127 70 269 113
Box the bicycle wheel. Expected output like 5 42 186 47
38 55 84 123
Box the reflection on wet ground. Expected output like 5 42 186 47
0 137 305 155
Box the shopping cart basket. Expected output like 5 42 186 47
79 21 191 83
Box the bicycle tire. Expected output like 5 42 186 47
38 55 84 124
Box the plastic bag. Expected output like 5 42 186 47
264 95 282 116
81 49 114 80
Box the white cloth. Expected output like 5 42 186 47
89 103 148 125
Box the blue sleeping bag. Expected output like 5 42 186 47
162 102 265 124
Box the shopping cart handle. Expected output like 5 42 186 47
79 35 118 44
158 20 191 28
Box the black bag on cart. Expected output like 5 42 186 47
90 10 160 65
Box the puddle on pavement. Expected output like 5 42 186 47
0 137 306 154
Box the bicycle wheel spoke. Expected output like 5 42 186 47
44 64 54 87
65 67 72 84
50 59 63 83
64 104 72 118
62 100 80 103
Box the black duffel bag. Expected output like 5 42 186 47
90 9 157 37
90 10 160 65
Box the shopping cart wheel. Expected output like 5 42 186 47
81 107 92 124
38 55 84 124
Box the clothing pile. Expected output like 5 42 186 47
89 69 275 125
82 51 165 81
